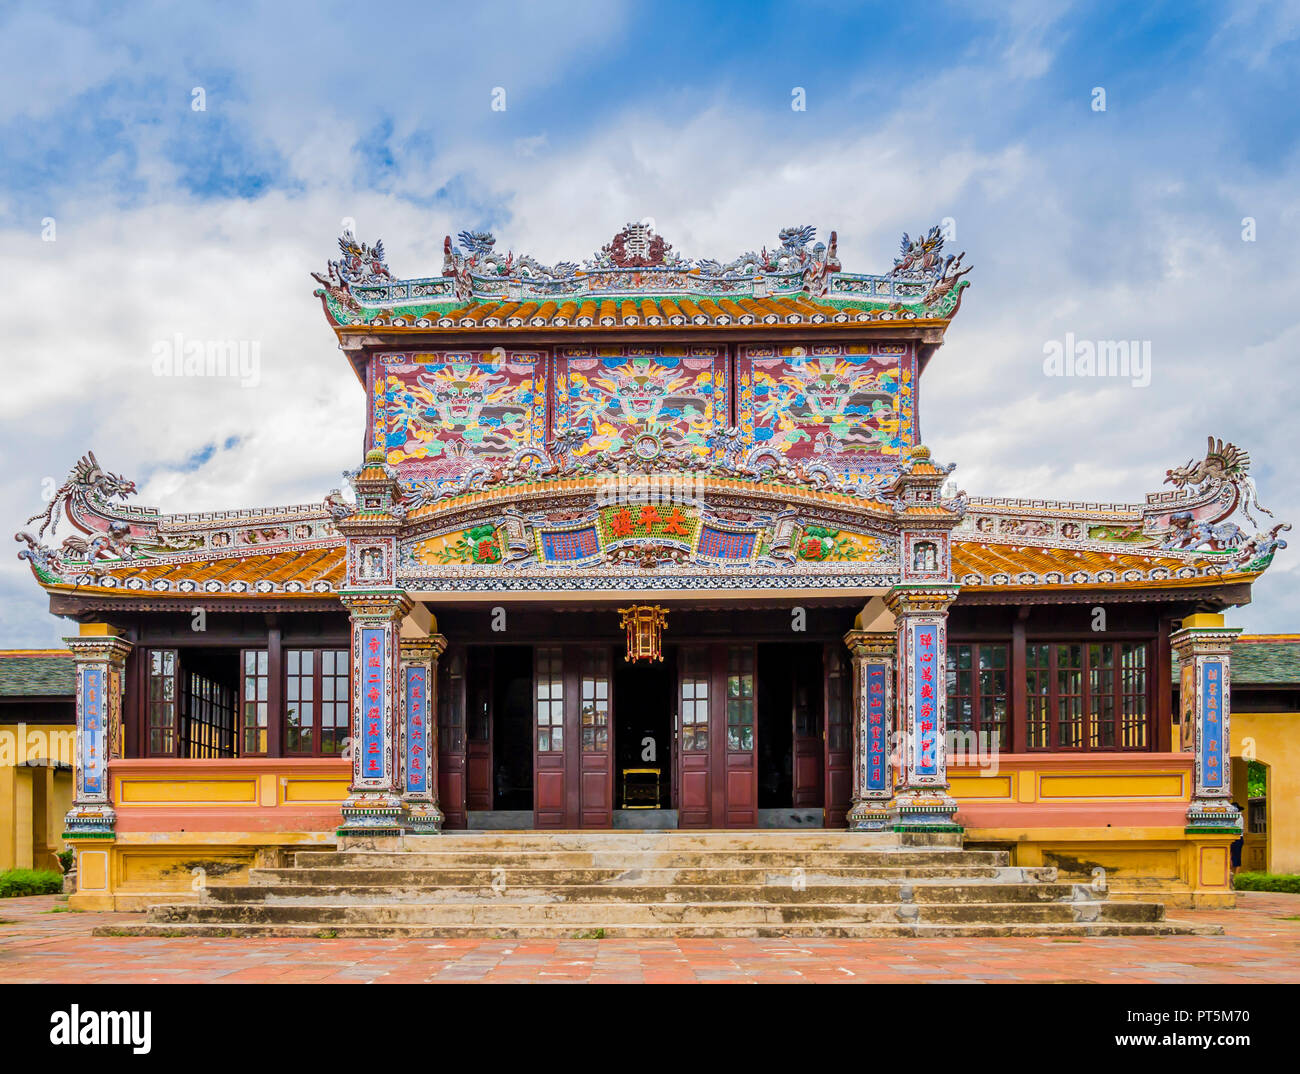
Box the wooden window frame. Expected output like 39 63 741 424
241 648 270 756
1024 640 1151 752
145 648 178 757
283 647 351 758
946 642 1010 753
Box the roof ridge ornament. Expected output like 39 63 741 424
1148 435 1288 570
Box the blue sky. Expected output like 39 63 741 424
2 0 1299 643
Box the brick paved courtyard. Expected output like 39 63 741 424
2 892 1297 983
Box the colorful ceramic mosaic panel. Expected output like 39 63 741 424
736 344 916 476
372 351 546 481
553 346 726 457
541 527 601 562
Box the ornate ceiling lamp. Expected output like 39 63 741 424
618 605 668 663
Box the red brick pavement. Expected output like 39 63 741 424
1 893 1298 983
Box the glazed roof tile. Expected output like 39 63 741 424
0 651 76 696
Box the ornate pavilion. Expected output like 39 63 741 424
17 221 1289 909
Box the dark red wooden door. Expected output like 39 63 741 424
533 645 568 827
437 647 467 829
676 646 713 828
721 644 758 827
577 647 613 827
823 643 852 827
792 653 823 808
466 649 493 811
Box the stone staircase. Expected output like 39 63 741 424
96 831 1218 939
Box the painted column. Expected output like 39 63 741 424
338 591 412 836
62 627 132 839
844 628 895 831
1172 613 1243 834
885 584 961 830
399 634 447 833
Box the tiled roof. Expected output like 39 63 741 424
338 294 941 332
0 650 75 696
950 540 1250 590
41 546 347 599
1225 636 1300 685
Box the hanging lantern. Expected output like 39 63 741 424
618 605 668 663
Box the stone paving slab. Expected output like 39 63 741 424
1 892 1297 983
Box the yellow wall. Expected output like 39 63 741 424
0 723 76 872
1232 712 1300 874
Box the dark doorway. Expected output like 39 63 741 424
757 645 793 808
491 646 533 810
757 642 825 810
614 652 674 810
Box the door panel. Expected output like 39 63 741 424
677 647 713 828
577 647 613 827
792 650 824 808
722 644 758 827
823 643 852 828
437 648 467 829
466 649 492 811
533 646 567 827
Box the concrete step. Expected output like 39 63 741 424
390 831 910 850
96 919 1220 939
117 831 1193 940
144 898 1166 927
251 864 1047 887
203 879 1088 905
291 849 1008 869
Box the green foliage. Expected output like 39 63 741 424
1233 872 1300 894
1246 760 1267 799
57 849 75 875
0 869 64 898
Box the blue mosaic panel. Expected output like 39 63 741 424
864 664 888 792
81 666 104 796
541 528 600 562
912 624 939 777
697 526 755 560
405 666 428 795
1201 659 1225 790
361 628 387 780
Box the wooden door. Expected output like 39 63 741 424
676 646 712 828
823 643 852 828
533 645 568 827
720 644 758 827
437 647 468 829
466 649 493 811
577 647 613 827
792 652 823 808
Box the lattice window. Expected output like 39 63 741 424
1025 642 1149 751
147 649 177 756
242 649 269 755
580 649 610 751
726 646 755 751
535 646 564 752
680 649 710 752
946 643 1009 752
285 648 350 756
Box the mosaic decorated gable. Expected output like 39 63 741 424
371 351 545 483
553 347 726 458
736 344 916 480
